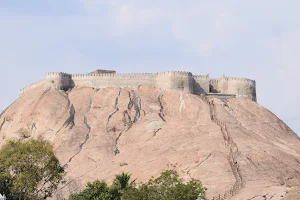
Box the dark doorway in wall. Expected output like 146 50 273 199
209 84 219 93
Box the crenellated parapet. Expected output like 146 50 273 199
193 74 209 80
19 70 257 102
209 76 256 101
19 79 46 95
157 71 193 93
71 73 157 79
45 72 73 91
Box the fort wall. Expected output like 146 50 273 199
19 79 46 95
71 73 157 88
193 75 210 94
19 70 257 102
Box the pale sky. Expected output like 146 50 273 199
0 0 299 135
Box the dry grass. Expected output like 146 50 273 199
281 187 300 200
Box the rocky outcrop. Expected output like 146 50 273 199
0 85 300 199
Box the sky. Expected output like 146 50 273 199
0 0 299 135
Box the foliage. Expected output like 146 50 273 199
113 172 132 190
69 180 115 200
0 173 13 199
0 139 65 199
69 173 133 200
122 170 207 200
69 170 206 200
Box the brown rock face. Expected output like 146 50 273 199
0 85 300 199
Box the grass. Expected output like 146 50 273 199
281 187 300 200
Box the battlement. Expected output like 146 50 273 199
71 73 157 79
20 70 257 101
19 79 46 94
46 72 72 77
221 76 255 83
193 74 210 79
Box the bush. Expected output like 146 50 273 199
69 173 133 200
69 180 114 200
122 170 206 200
69 170 207 200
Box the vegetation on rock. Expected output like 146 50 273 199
69 170 206 200
0 139 65 199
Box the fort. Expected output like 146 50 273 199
19 70 257 102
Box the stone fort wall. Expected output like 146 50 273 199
19 71 257 101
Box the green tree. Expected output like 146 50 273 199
69 180 114 200
69 173 133 200
0 172 13 199
122 170 207 200
113 172 131 190
0 139 65 199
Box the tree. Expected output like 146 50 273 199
0 139 65 199
113 172 132 190
68 171 207 200
122 170 207 200
69 173 133 200
0 173 13 199
69 180 113 200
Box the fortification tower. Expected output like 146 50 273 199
156 71 193 93
45 72 73 91
226 77 256 101
209 76 256 101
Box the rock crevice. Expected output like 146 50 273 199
64 90 96 167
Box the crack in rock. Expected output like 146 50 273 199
223 102 241 125
153 128 162 136
64 90 96 167
114 90 142 155
158 94 166 122
247 156 259 169
47 90 76 141
201 98 244 197
106 89 121 132
57 91 75 129
128 90 141 123
0 118 6 132
114 110 133 155
87 156 97 168
132 91 141 123
196 153 212 167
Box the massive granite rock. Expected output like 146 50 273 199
0 85 299 199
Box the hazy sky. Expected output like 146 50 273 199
0 0 299 135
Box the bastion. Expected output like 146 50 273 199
19 70 257 102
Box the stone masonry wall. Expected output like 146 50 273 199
72 73 157 88
193 75 210 94
19 71 257 102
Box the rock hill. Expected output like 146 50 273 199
1 84 300 199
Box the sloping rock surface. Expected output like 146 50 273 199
1 85 300 199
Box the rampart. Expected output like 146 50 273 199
19 70 257 102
